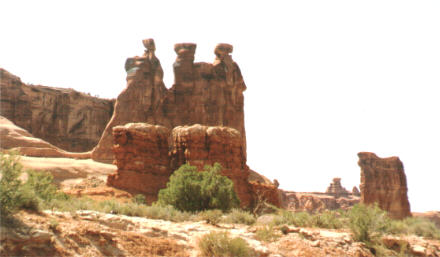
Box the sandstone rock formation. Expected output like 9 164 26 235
107 123 171 203
92 39 167 162
0 68 114 152
107 123 279 207
169 124 253 207
358 152 411 219
325 178 350 197
92 40 246 163
0 116 90 158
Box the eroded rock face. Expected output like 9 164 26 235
0 116 90 159
0 68 114 152
92 39 167 162
358 152 411 219
107 123 171 203
325 178 350 197
92 40 246 163
108 123 279 208
170 124 253 207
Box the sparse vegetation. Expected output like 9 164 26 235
198 231 252 257
199 209 223 225
388 216 440 240
254 225 280 242
0 152 67 217
224 209 256 225
157 163 240 212
348 203 390 243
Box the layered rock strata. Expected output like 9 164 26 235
107 123 171 203
108 123 278 207
169 124 253 207
92 40 246 163
0 116 90 158
0 68 114 152
358 152 411 219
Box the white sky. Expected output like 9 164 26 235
1 0 439 212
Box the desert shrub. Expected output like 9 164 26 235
348 203 390 243
0 153 24 216
23 170 59 201
271 210 313 227
224 209 256 225
1 152 70 216
310 210 345 229
255 225 280 242
388 217 440 240
198 231 252 257
198 209 223 225
157 163 239 212
143 204 193 222
132 194 146 204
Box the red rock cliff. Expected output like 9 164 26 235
358 152 411 219
107 123 171 203
170 124 252 207
92 40 246 163
0 68 114 152
108 123 279 208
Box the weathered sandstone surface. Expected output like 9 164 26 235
0 68 114 152
358 152 411 219
108 123 261 207
91 39 166 162
107 123 171 203
0 116 90 158
170 124 253 207
92 40 246 163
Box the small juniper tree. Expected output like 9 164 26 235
157 163 240 212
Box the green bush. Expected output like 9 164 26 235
1 152 69 216
198 231 252 257
157 163 240 212
0 153 24 216
224 209 256 225
198 209 223 225
23 170 59 201
348 203 390 243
